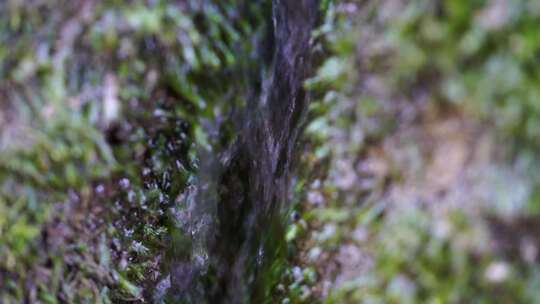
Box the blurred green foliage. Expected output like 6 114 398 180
388 0 540 144
325 206 540 303
282 1 540 303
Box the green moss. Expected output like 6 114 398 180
0 0 268 302
281 1 540 303
388 0 540 146
324 206 539 304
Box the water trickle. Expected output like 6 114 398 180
162 1 320 303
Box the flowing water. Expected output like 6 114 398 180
162 1 320 302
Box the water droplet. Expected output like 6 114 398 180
119 178 130 189
256 245 265 266
95 184 105 194
143 167 151 176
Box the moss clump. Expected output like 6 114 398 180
0 0 268 302
281 1 540 303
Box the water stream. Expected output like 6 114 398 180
162 1 320 302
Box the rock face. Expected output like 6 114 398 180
166 1 319 303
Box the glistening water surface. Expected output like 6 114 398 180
163 1 320 302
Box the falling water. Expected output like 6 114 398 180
161 0 320 303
